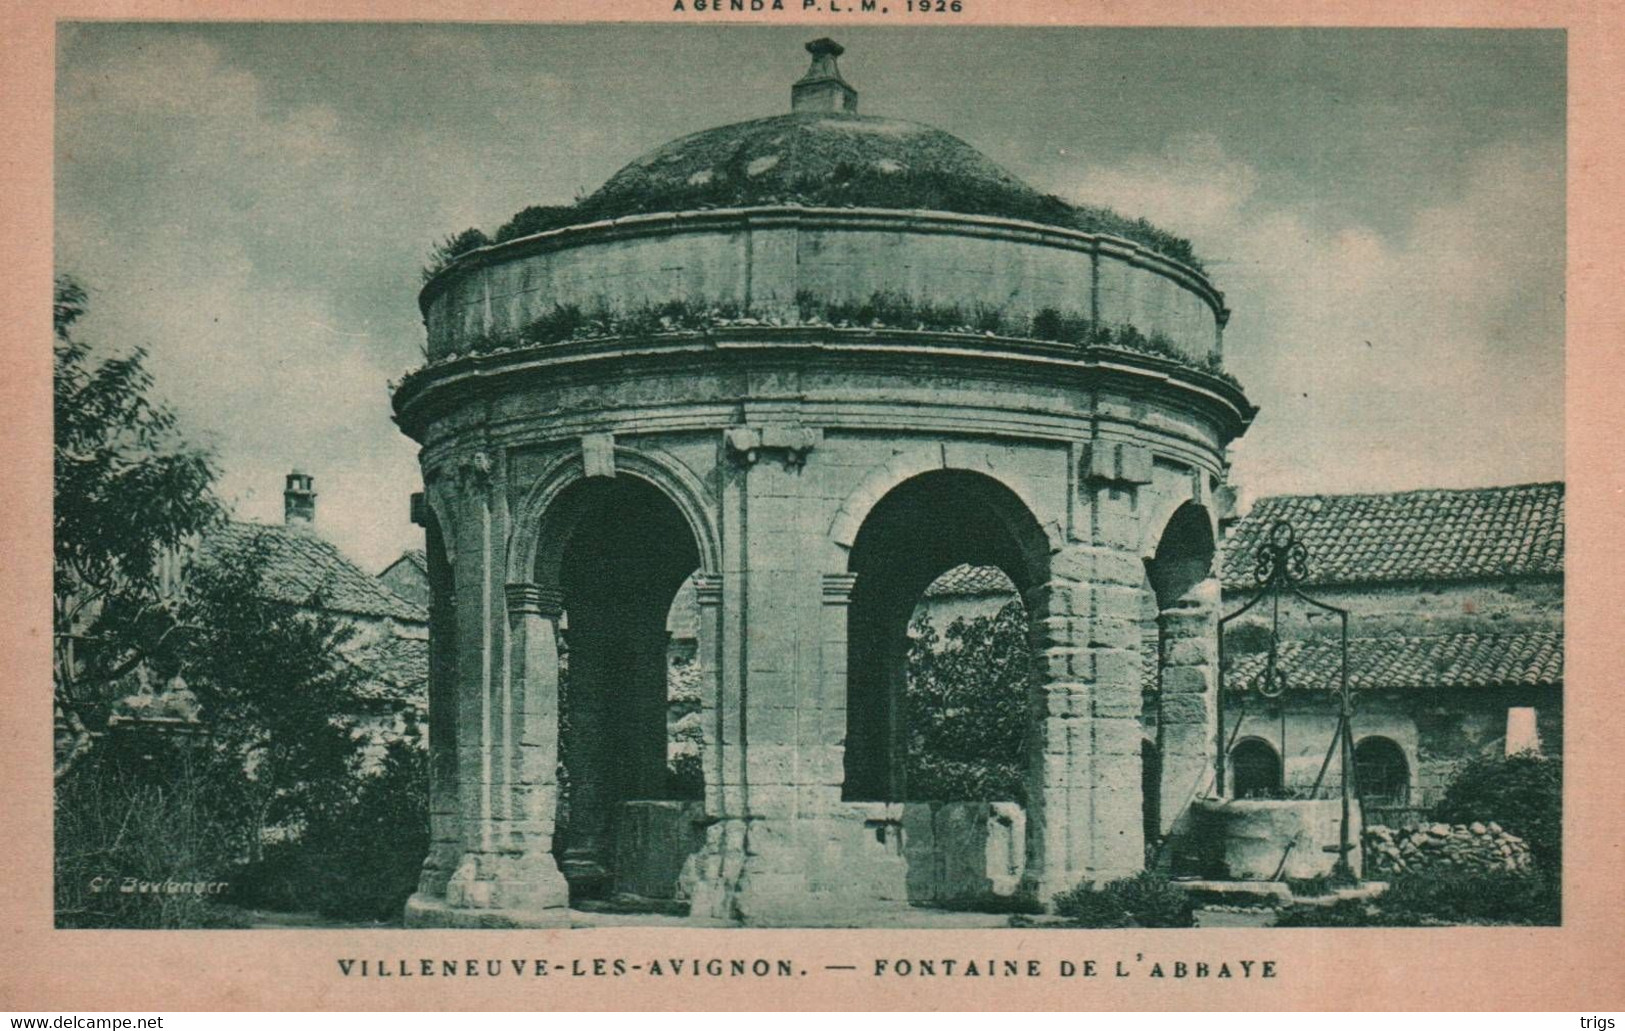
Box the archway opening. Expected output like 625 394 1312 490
1354 736 1410 807
1230 738 1283 799
1148 502 1216 610
541 475 703 900
844 470 1049 803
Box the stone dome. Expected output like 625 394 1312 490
460 40 1201 272
587 111 1043 220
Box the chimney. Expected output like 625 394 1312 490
284 470 317 528
792 38 858 114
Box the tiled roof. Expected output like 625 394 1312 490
199 522 427 623
351 632 428 705
390 549 428 575
924 564 1019 598
1222 630 1562 693
1222 482 1563 588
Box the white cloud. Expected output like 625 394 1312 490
1061 134 1563 503
56 35 423 570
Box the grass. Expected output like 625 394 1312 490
400 291 1241 394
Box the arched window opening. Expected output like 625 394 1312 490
544 475 703 897
1230 738 1283 799
1148 502 1216 610
844 470 1048 803
1354 736 1410 806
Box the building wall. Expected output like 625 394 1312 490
422 209 1224 363
1223 578 1561 640
1217 687 1561 811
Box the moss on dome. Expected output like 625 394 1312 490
425 113 1204 281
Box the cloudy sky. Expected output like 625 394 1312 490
55 25 1565 571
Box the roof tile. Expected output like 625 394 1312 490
1222 482 1563 588
199 522 427 623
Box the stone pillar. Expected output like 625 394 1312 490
414 514 461 902
693 424 824 924
1157 579 1220 842
688 574 745 919
1025 443 1150 901
556 620 617 888
410 453 569 926
492 582 570 915
814 572 857 818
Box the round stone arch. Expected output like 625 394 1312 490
502 445 722 896
837 466 1055 802
507 444 722 589
1353 734 1416 806
1145 500 1218 609
827 448 1066 560
421 472 461 565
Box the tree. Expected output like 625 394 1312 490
170 534 367 856
53 276 374 926
903 601 1032 802
53 274 221 778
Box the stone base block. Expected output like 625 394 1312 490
403 892 570 928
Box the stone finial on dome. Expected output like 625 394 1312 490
793 38 858 114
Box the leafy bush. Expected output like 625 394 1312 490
421 227 491 281
1273 867 1559 927
1052 871 1195 928
903 603 1030 802
236 737 429 923
1382 867 1558 925
1432 752 1561 879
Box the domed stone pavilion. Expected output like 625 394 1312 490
394 38 1253 926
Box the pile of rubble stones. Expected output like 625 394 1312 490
1364 821 1533 876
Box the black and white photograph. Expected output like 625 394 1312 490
46 23 1570 939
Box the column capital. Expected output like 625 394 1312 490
505 581 563 618
821 572 859 605
692 573 724 607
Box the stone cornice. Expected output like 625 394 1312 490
392 326 1255 443
418 205 1227 322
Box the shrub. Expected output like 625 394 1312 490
1380 867 1558 925
1052 871 1195 928
1272 868 1559 927
236 737 429 923
1433 752 1561 879
421 227 490 281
